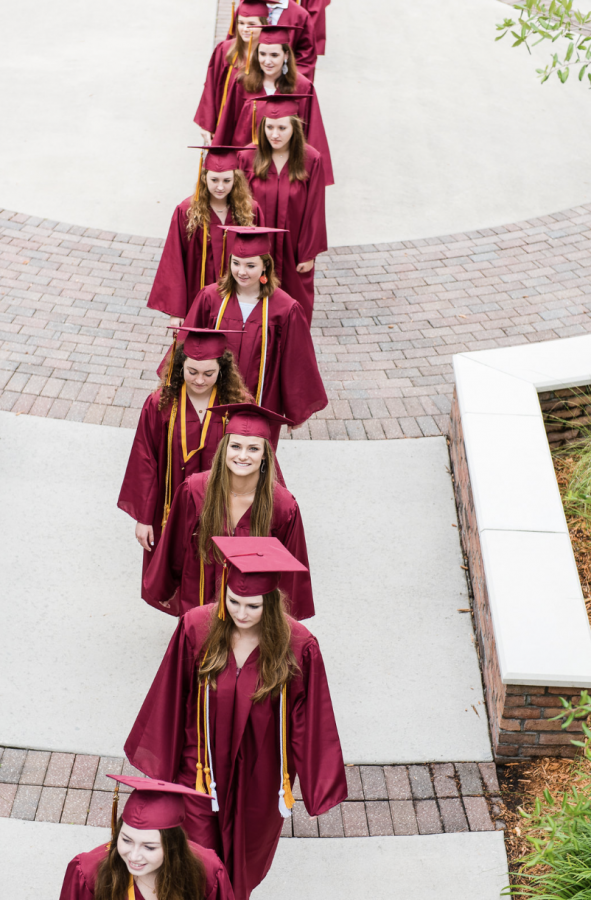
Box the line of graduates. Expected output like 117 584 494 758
60 2 347 899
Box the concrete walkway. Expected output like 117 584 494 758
0 411 490 761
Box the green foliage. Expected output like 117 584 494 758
558 438 591 523
496 0 591 86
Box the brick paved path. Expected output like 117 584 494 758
2 205 591 438
0 746 503 836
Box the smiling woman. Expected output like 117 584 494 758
141 403 315 620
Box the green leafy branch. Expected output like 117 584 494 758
496 0 591 85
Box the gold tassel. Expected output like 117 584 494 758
200 221 208 290
195 677 206 792
219 230 228 279
245 33 253 75
162 397 178 529
164 333 177 388
196 151 204 202
229 0 235 35
281 684 295 809
217 53 238 128
203 679 211 792
199 557 205 606
282 772 295 809
218 563 227 620
110 783 120 840
252 100 258 145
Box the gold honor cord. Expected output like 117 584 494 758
195 651 210 794
215 292 268 406
127 875 135 899
251 100 258 144
162 397 179 529
219 230 228 278
181 382 217 462
217 52 239 128
281 683 295 809
200 221 208 290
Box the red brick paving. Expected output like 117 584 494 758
0 747 503 834
3 205 591 439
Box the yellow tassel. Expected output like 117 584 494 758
217 53 238 128
164 334 177 388
219 230 228 279
196 151 204 202
196 677 205 791
282 772 295 809
199 557 205 606
245 32 253 75
205 766 212 794
252 100 258 145
200 221 208 290
110 783 120 840
162 397 178 530
195 762 205 794
218 564 227 620
229 0 235 35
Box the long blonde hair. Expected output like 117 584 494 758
186 168 255 239
197 433 276 565
199 588 299 702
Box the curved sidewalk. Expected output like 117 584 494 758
1 203 591 438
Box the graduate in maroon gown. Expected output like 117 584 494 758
142 404 314 620
118 329 251 579
60 775 234 900
195 0 268 143
180 225 328 444
147 147 263 326
126 538 347 900
213 25 333 186
226 0 317 80
239 93 327 326
299 0 329 55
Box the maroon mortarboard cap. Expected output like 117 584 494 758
209 401 292 440
166 326 240 361
107 775 208 830
257 93 310 119
236 0 268 18
221 224 287 257
258 24 302 45
213 536 308 597
188 145 248 172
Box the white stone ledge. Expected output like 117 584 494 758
453 335 591 688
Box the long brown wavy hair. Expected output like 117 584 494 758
197 432 276 564
158 347 252 412
199 588 299 702
94 817 206 900
186 168 254 239
225 17 268 66
242 44 297 93
254 115 308 182
218 252 280 299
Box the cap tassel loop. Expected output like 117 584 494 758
205 680 219 812
111 783 120 839
229 0 235 35
218 563 228 620
278 683 294 818
252 100 258 145
245 32 253 75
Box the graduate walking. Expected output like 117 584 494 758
126 538 347 900
239 92 327 326
213 25 333 186
226 0 317 80
118 329 251 576
142 404 314 620
60 776 235 900
147 147 263 327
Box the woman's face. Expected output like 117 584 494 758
265 116 293 153
117 824 164 879
206 170 234 203
231 254 265 291
183 357 220 394
237 15 263 43
258 43 286 80
226 586 264 631
226 433 265 477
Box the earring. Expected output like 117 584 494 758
282 60 288 75
260 459 267 475
260 273 268 284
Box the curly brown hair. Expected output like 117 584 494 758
217 252 280 299
225 17 268 67
186 168 255 239
199 587 299 702
158 347 252 412
254 115 308 183
241 44 298 94
94 817 206 900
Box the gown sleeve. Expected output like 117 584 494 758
252 198 265 227
59 857 94 900
117 395 162 526
195 43 226 134
274 498 314 620
124 616 195 781
293 15 318 80
141 480 195 613
147 205 191 318
297 153 327 264
289 638 348 816
206 860 237 900
279 302 328 425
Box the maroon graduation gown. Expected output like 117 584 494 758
148 199 263 320
213 73 333 186
238 144 327 326
225 2 317 81
59 839 235 900
118 390 225 577
300 0 329 55
195 40 240 135
181 284 328 446
142 470 314 619
125 605 347 900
